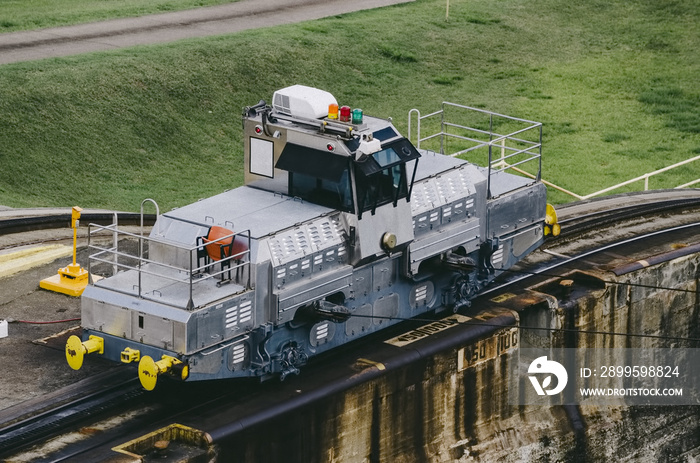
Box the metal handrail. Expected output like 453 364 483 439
501 154 700 200
87 222 252 310
576 154 700 200
408 102 543 198
139 199 160 299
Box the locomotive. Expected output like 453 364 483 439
65 85 557 390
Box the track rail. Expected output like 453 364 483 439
554 190 700 239
0 212 156 237
484 220 700 296
0 368 143 458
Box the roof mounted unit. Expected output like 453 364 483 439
272 85 337 120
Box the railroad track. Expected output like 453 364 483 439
484 220 700 297
0 368 143 459
0 212 156 236
0 192 698 461
555 189 700 240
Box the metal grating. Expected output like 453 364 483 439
225 300 252 329
267 215 345 266
491 248 504 267
231 342 246 364
411 180 440 214
315 323 329 342
415 285 428 303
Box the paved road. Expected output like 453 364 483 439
0 0 413 65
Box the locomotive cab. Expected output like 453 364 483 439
243 85 420 264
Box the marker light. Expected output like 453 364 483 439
339 105 351 122
352 108 363 124
254 125 263 134
328 103 338 120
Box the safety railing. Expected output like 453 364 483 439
408 102 542 198
408 104 699 200
502 153 700 201
568 154 700 200
87 223 251 311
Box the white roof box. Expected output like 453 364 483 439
272 85 337 119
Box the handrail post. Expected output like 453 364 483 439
140 198 160 237
112 212 118 277
247 231 252 289
487 143 493 199
138 199 160 299
87 223 92 285
187 251 194 310
138 234 142 298
440 102 445 154
408 108 421 147
537 124 542 181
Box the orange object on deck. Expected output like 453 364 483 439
202 226 234 261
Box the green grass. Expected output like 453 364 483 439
0 0 698 211
0 0 240 32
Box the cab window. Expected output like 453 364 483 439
290 169 353 212
355 156 407 216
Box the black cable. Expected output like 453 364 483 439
349 314 700 344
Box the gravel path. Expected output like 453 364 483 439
0 0 413 65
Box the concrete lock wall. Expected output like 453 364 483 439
218 252 699 462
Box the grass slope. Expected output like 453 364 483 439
0 0 240 32
0 0 698 211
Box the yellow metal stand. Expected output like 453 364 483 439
40 206 90 297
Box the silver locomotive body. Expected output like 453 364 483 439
72 86 550 388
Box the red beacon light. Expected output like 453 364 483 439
339 105 351 122
254 125 263 134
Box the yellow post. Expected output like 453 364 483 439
40 206 91 296
71 206 82 267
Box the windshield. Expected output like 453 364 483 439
355 162 407 216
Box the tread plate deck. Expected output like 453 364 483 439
93 263 245 309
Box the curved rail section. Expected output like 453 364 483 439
0 212 156 244
556 191 700 240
